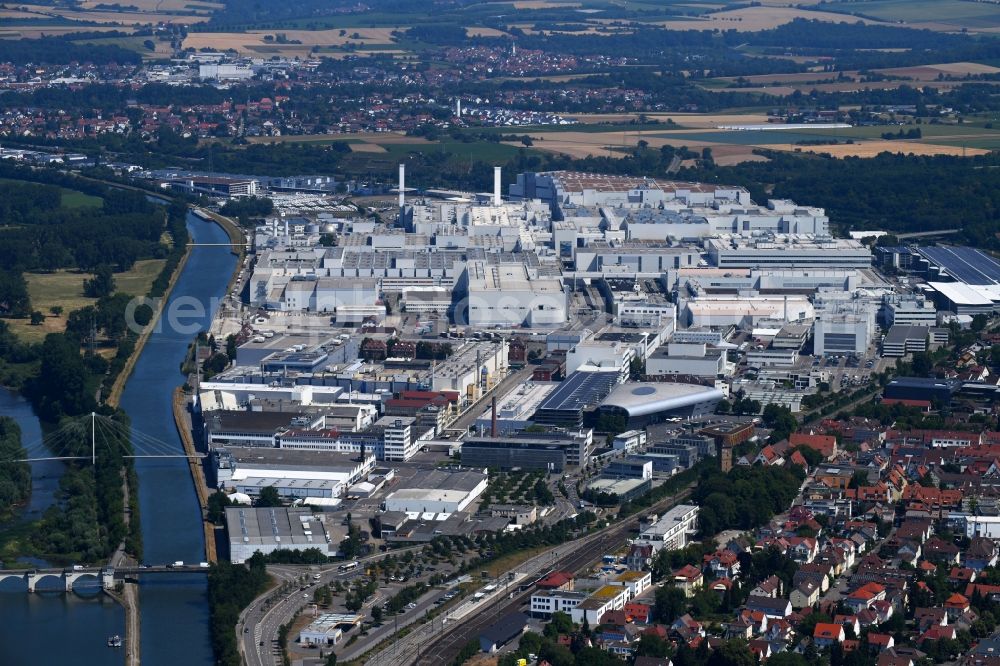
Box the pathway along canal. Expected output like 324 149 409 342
0 211 236 665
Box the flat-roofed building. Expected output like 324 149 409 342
530 590 587 617
226 506 334 564
462 260 566 328
705 235 871 271
635 504 699 552
882 325 933 357
461 430 593 471
383 469 488 514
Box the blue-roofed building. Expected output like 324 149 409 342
884 377 961 405
916 246 1000 285
532 370 620 427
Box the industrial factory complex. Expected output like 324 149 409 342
192 165 1000 565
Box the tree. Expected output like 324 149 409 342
654 584 688 622
324 652 338 666
256 486 282 507
371 606 383 624
635 633 673 658
225 334 238 363
49 306 63 316
207 490 232 524
30 311 44 325
544 611 574 637
707 639 755 666
83 264 116 298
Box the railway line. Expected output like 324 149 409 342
405 485 694 666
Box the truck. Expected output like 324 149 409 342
170 561 184 568
338 561 360 572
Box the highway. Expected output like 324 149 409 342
364 484 695 666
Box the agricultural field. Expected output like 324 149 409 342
654 6 878 31
511 121 1000 162
182 27 399 55
816 0 1000 33
8 259 166 343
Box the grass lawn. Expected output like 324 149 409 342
0 177 102 209
7 259 166 343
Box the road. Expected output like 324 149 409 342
364 484 695 666
237 549 418 666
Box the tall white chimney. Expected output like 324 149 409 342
456 98 462 117
398 163 405 209
493 166 502 206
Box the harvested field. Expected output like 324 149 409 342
655 6 878 31
876 62 1000 78
0 25 134 38
16 4 210 23
569 112 772 127
183 27 398 53
78 0 222 9
771 141 991 158
511 0 580 8
348 143 388 153
466 26 509 37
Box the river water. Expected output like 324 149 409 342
0 212 236 665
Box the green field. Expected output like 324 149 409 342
8 259 166 343
0 177 102 208
821 0 1000 29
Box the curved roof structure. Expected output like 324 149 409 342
600 382 723 417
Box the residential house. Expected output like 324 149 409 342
673 565 703 598
789 432 838 460
703 550 741 579
845 582 886 612
746 596 793 619
813 623 846 647
923 537 960 565
791 580 821 609
750 575 783 599
965 538 999 571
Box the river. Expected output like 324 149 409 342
0 211 236 665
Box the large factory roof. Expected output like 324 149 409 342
540 170 741 194
927 281 997 306
918 246 1000 285
536 370 620 413
600 382 723 417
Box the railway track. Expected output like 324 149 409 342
409 486 694 665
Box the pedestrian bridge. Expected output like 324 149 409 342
0 564 210 593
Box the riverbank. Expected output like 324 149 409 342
105 583 141 666
172 386 216 564
106 233 193 410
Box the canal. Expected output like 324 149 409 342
0 211 236 665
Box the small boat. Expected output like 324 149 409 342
107 635 122 648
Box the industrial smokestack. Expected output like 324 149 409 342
493 166 502 206
398 163 405 209
491 396 498 438
456 98 462 117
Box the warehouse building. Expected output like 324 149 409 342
382 469 488 514
460 259 567 328
226 507 334 564
705 235 871 271
214 447 375 499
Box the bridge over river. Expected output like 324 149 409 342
0 564 210 593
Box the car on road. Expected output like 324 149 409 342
406 602 417 609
